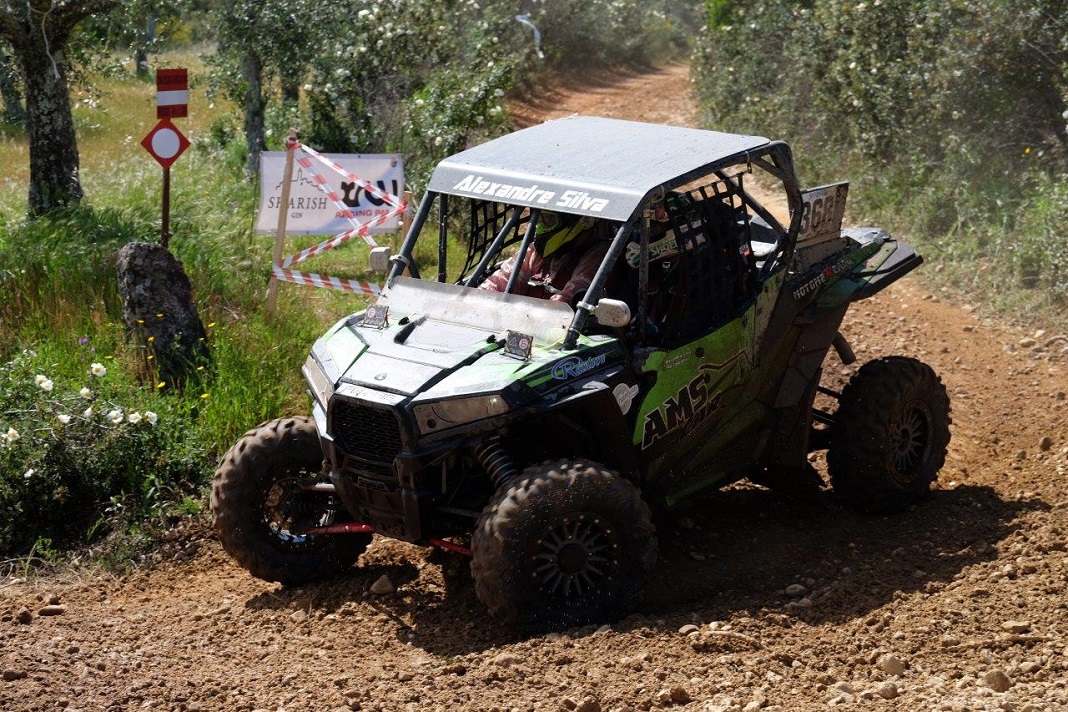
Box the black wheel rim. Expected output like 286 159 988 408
890 402 931 483
533 514 619 599
262 474 337 550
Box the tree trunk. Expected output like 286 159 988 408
0 50 24 122
281 75 299 106
0 1 120 217
19 38 83 216
241 49 265 177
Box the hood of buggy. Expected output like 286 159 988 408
312 277 601 403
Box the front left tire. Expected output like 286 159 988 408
470 458 657 630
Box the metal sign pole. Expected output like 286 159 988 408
266 130 299 313
161 166 171 248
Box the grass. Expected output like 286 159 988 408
0 47 488 561
0 49 390 558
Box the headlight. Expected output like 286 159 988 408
413 395 509 434
302 355 335 410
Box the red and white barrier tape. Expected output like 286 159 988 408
281 205 405 269
273 265 384 297
297 144 405 210
271 141 408 297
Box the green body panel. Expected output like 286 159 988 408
633 304 756 484
319 322 369 375
661 400 768 506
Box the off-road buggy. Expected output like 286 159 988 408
211 116 951 629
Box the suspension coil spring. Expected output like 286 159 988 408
473 438 518 489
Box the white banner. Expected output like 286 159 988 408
255 151 404 235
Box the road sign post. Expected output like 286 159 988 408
143 68 190 248
141 117 190 248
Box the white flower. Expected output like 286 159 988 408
23 468 34 480
127 412 143 424
145 411 159 426
3 427 19 444
35 374 48 385
90 362 107 378
57 414 72 425
38 378 54 393
83 407 93 419
107 409 123 424
80 387 92 399
434 136 443 146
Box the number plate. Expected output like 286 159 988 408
798 182 849 245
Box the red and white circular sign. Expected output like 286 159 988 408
141 118 190 169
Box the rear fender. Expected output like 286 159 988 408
817 228 922 308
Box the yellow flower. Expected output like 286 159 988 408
206 322 216 328
200 393 210 400
156 381 166 389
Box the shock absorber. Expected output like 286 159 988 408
473 438 518 489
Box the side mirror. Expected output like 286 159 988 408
592 298 631 328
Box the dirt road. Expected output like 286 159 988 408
3 64 1068 712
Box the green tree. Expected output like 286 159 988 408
0 0 119 217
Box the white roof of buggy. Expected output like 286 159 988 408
427 116 770 221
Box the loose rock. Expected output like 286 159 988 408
983 669 1012 692
877 654 906 677
369 575 395 595
875 681 899 700
1001 620 1031 634
668 686 690 704
38 605 65 617
575 698 601 712
14 608 31 625
784 583 807 597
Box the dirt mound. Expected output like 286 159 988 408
3 64 1068 712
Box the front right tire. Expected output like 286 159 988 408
211 416 371 585
470 458 657 631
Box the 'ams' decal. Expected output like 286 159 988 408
640 352 748 449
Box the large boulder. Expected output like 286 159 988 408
115 242 210 388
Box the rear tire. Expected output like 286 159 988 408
470 459 657 631
210 416 371 585
828 357 951 514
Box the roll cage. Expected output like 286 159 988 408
387 117 803 350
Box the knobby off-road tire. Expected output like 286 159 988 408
828 356 951 514
210 416 371 585
470 459 657 631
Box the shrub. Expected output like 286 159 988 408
0 349 210 555
693 0 1068 310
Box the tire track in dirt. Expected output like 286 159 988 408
3 64 1068 712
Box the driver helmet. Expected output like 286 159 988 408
534 212 592 257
